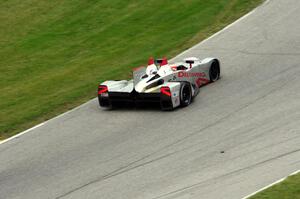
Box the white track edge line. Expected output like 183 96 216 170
241 169 300 199
0 122 45 145
0 99 94 145
173 0 270 59
0 0 270 145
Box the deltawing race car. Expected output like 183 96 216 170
98 57 220 110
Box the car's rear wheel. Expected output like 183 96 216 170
209 60 220 82
180 82 192 107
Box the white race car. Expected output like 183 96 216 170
98 57 220 110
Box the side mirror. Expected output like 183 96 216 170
185 60 194 68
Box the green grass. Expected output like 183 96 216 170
0 0 263 139
249 173 300 199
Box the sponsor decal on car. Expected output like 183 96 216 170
178 72 206 78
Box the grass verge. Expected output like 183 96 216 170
249 172 300 199
0 0 263 139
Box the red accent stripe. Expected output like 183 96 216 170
196 78 209 87
148 57 154 65
160 57 168 66
160 86 171 96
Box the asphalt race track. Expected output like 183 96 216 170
1 0 300 198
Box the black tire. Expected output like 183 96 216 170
180 82 192 107
209 60 220 82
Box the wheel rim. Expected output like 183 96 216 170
182 85 191 104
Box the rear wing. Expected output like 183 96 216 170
132 66 146 85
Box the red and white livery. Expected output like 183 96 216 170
98 57 220 110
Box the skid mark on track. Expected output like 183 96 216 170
55 151 178 199
151 148 300 199
55 76 294 199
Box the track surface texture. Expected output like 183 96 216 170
1 0 300 199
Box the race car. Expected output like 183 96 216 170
98 57 220 110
